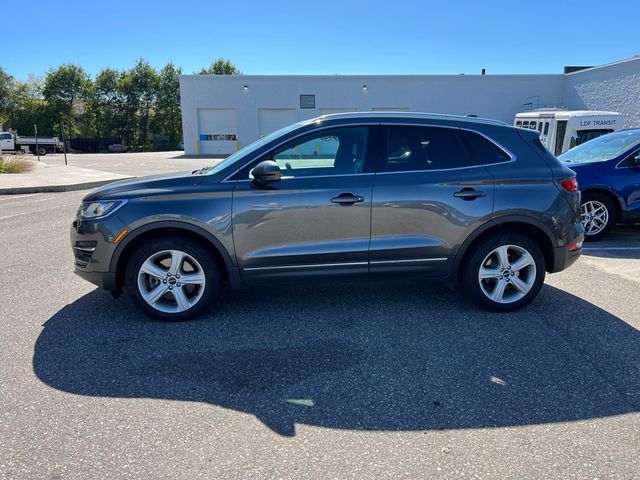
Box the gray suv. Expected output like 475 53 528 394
71 113 584 320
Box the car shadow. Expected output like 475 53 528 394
34 281 640 437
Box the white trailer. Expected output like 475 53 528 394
514 109 623 155
0 131 63 156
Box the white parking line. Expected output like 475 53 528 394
0 194 38 202
583 247 640 251
0 212 27 221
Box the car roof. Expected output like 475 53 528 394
316 111 509 127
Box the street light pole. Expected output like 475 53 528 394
34 124 41 162
59 121 68 166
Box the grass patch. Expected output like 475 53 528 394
0 155 35 174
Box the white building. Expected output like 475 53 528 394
179 56 640 156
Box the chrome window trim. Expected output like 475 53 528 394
614 148 640 170
222 121 517 183
380 122 516 163
234 172 375 183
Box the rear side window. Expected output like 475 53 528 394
382 126 469 171
458 130 511 164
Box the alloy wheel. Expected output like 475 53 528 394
478 244 537 304
136 249 206 313
581 200 609 236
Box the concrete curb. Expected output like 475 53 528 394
0 177 132 195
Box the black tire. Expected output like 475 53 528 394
462 233 546 312
125 237 221 321
581 192 616 241
38 147 47 156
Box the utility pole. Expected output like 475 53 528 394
59 121 68 166
34 124 41 162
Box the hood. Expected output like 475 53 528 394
83 170 206 201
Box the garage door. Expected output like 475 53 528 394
198 108 238 155
258 109 298 138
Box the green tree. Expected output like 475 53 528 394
91 68 126 140
42 64 92 136
119 59 159 148
3 75 54 136
151 62 183 148
0 67 14 125
199 58 240 75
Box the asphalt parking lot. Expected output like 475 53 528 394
38 151 218 176
1 190 640 479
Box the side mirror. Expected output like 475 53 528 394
251 160 281 185
633 152 640 164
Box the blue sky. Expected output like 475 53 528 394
4 0 639 79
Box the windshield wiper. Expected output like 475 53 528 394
191 167 209 175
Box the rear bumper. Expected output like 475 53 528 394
551 245 582 273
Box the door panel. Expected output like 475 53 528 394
232 175 374 282
231 125 376 283
370 168 494 276
621 150 640 218
370 125 495 277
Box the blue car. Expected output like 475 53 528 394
559 129 640 240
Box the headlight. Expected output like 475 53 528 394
77 200 126 219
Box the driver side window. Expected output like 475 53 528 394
621 148 640 167
243 127 370 179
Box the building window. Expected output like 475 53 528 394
200 134 238 141
300 94 316 109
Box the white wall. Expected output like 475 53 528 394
563 57 640 129
179 57 640 155
180 74 563 155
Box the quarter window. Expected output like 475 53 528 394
382 126 469 171
458 130 511 164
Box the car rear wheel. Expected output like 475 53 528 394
580 193 615 241
463 234 545 312
125 237 221 321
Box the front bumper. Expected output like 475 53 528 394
73 269 117 290
70 215 127 291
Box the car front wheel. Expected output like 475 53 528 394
125 237 221 321
463 234 546 312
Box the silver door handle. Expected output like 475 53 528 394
331 193 364 205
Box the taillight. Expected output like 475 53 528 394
559 177 578 192
567 241 583 252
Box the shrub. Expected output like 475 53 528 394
0 155 35 174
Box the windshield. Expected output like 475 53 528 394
575 129 613 146
200 120 312 175
559 131 640 164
